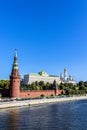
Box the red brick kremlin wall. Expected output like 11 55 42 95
20 90 65 98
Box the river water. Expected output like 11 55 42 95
0 100 87 130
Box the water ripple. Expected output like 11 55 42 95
0 100 87 130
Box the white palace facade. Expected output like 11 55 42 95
23 69 76 85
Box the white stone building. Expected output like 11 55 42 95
23 69 76 85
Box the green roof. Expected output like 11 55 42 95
49 75 58 77
25 71 59 78
29 73 41 76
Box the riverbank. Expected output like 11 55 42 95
0 96 87 109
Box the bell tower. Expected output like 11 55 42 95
10 49 20 98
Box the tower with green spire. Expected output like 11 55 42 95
9 49 20 98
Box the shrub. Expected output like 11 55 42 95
40 94 45 98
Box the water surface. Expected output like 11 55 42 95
0 100 87 130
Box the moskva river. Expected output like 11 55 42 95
0 100 87 130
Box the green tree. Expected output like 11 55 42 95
45 82 52 90
0 93 2 98
39 81 45 87
59 83 65 90
0 80 10 90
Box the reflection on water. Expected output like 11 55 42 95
7 109 20 130
0 108 20 130
0 100 87 130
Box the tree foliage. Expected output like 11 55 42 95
0 80 10 90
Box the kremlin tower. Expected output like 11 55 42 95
9 50 21 98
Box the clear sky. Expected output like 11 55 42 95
0 0 87 82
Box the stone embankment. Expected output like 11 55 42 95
0 96 87 109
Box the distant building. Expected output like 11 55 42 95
23 70 61 85
23 69 76 85
64 68 67 80
60 68 76 84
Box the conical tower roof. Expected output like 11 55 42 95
12 49 19 70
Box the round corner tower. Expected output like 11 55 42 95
9 49 21 98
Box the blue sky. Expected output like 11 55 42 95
0 0 87 82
